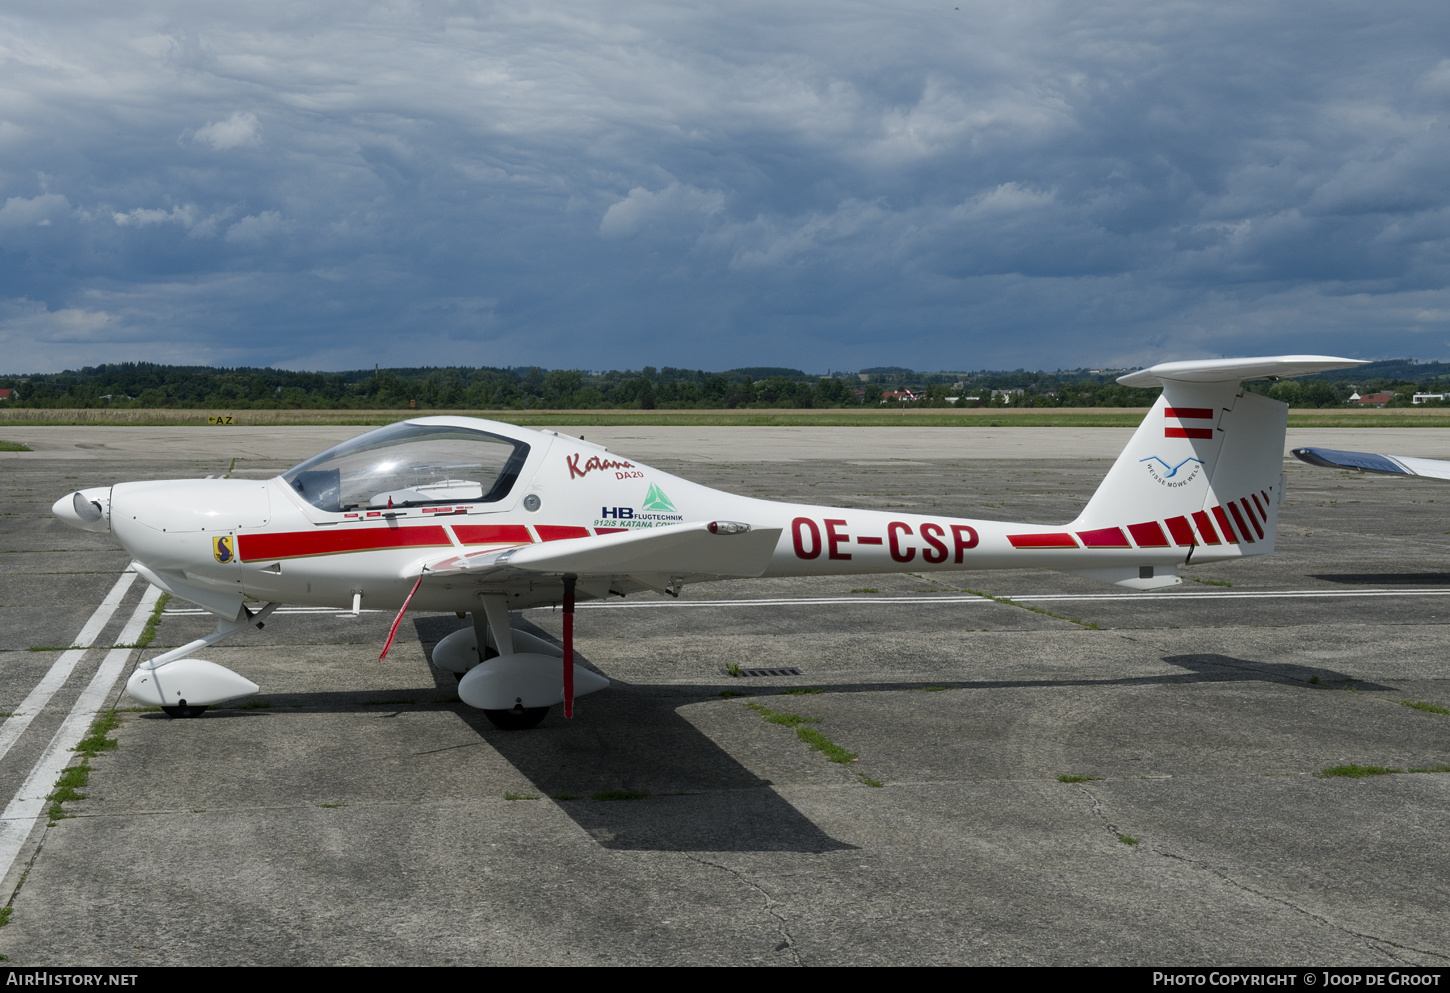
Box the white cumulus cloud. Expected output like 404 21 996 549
193 111 261 150
0 193 71 229
112 204 200 228
600 184 725 239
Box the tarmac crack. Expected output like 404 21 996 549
1152 849 1450 963
679 854 802 966
1073 784 1449 962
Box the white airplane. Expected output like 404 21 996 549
53 354 1364 729
1293 447 1450 480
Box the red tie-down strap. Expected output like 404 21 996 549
379 572 426 661
562 575 576 719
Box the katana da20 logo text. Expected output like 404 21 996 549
1140 456 1204 488
567 453 642 480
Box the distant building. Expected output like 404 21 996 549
0 389 17 401
1352 392 1395 407
1412 393 1447 405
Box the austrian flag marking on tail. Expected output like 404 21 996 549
1164 407 1215 440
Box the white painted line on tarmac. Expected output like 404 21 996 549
163 607 385 616
569 589 1450 608
0 583 161 885
159 587 1450 614
0 570 139 767
1008 589 1450 602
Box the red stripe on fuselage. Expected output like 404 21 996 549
1008 532 1079 549
453 524 533 545
1164 407 1214 419
536 525 591 541
1165 427 1214 440
1164 516 1197 546
1127 521 1170 547
238 526 452 562
1077 527 1130 548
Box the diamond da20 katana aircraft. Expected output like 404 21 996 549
52 354 1364 729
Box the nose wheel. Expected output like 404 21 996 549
162 702 208 718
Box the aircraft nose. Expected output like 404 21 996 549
53 487 111 533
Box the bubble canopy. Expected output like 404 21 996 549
280 422 530 513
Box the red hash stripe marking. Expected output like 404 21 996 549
1164 407 1214 419
1127 521 1170 547
1192 510 1222 545
1077 527 1130 548
1250 493 1267 518
1212 506 1240 543
536 525 591 541
1164 516 1197 546
1007 532 1079 549
1237 497 1257 527
1165 427 1215 440
453 524 533 545
239 526 451 562
594 527 629 534
1239 499 1265 539
1228 502 1255 543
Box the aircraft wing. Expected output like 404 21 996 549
417 521 783 582
1292 447 1450 481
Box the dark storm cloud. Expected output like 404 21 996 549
2 1 1449 372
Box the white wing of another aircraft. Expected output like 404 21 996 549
1292 447 1450 481
53 353 1368 729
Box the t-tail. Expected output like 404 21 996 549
1064 355 1366 590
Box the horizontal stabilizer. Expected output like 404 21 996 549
1293 448 1450 481
1118 355 1366 388
423 521 783 580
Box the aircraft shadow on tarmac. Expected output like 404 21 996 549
153 615 1389 854
1311 572 1450 586
411 615 855 854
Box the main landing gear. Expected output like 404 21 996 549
429 583 609 729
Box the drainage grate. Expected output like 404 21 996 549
733 666 803 678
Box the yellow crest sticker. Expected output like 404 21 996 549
212 535 235 564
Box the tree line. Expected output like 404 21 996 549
0 360 1444 410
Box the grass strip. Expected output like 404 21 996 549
46 764 89 823
6 407 1450 428
74 710 119 757
966 588 1102 629
46 710 123 822
746 701 858 764
131 593 170 649
0 441 30 452
1311 764 1450 778
1403 700 1450 716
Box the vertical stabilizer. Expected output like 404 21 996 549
1069 355 1364 569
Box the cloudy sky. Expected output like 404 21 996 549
3 1 1450 373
